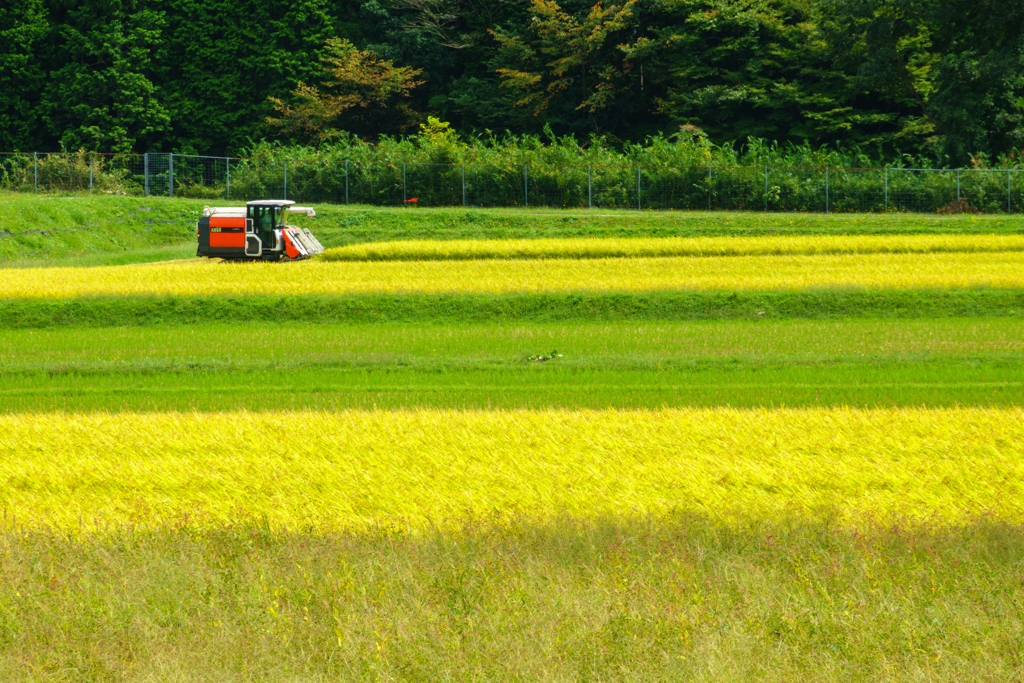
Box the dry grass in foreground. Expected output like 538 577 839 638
0 515 1021 682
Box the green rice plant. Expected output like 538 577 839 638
4 318 1022 370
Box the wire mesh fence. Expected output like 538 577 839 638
3 151 1024 214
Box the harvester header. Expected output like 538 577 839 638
196 199 324 261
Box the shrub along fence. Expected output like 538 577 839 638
3 151 1023 213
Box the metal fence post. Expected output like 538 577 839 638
708 166 712 210
825 166 829 213
524 164 528 208
462 163 466 207
587 164 592 209
168 153 174 197
884 168 888 212
34 152 38 193
402 162 406 203
345 161 349 206
283 159 287 200
764 165 768 211
637 166 641 210
144 153 149 196
89 153 94 193
225 158 230 200
956 169 961 208
1009 169 1013 213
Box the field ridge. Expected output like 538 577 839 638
3 289 1023 329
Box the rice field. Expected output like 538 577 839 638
322 233 1024 261
3 202 1024 681
2 407 1022 531
4 250 1024 299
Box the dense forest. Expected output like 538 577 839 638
2 0 1023 165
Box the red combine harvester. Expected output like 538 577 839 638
196 199 324 261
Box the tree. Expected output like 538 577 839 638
818 0 939 155
926 0 1024 163
647 0 857 146
42 0 169 153
0 0 49 151
267 38 425 142
492 0 645 135
156 0 339 155
819 0 1024 162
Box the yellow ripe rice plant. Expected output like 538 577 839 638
4 251 1024 299
2 408 1021 532
322 233 1024 262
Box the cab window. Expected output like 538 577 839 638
249 206 276 231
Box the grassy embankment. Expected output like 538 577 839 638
3 196 1024 681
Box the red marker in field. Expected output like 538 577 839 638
403 198 419 204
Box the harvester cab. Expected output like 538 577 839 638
196 199 325 260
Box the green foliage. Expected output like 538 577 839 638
3 0 1023 162
267 38 425 143
227 135 1024 212
156 0 340 155
926 0 1024 164
0 0 48 151
3 290 1024 331
819 0 1024 164
649 1 849 143
494 0 642 121
0 151 141 195
42 0 169 154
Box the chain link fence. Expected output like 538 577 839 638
4 151 1023 214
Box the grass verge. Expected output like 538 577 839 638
0 195 203 264
2 290 1023 328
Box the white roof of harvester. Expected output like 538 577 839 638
202 201 316 217
247 199 295 207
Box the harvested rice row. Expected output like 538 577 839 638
2 408 1021 531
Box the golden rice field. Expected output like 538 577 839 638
2 408 1021 531
322 233 1024 261
4 250 1024 299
